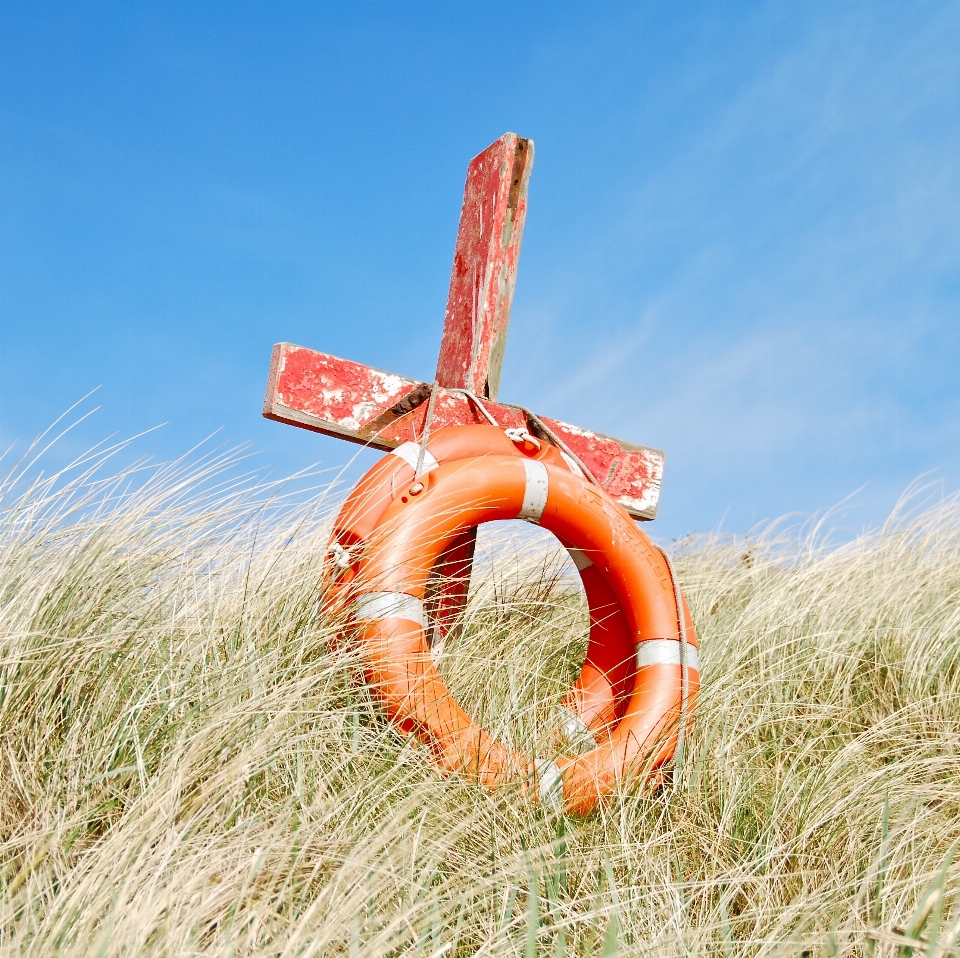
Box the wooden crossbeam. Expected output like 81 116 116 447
263 343 664 520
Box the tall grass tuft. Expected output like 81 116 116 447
1 441 958 956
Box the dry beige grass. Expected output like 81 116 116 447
1 437 958 956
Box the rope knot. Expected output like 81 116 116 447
504 427 541 451
329 541 352 572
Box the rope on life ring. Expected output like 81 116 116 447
325 426 698 816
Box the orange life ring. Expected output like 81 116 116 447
324 425 637 734
344 439 698 815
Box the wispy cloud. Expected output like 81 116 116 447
506 2 960 537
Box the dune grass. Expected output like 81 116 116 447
1 440 958 956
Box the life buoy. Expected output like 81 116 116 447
340 434 698 815
324 425 638 734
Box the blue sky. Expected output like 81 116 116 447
1 1 958 541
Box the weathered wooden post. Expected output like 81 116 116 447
263 132 664 634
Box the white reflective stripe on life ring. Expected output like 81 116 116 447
637 639 700 671
534 758 564 805
390 442 439 475
519 459 549 521
354 592 427 628
567 547 594 571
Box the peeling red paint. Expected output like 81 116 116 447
268 347 420 434
434 134 532 401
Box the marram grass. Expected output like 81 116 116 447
1 444 958 957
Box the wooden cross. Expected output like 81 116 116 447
263 133 665 624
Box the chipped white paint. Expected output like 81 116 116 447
368 371 408 399
556 421 598 440
350 401 381 426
